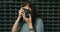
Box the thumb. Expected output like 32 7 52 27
29 14 32 19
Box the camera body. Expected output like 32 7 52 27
23 8 31 18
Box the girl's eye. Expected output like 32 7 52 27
21 11 23 13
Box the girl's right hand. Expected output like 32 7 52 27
18 7 24 17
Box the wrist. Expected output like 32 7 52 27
29 28 34 30
18 16 21 18
17 16 21 21
28 23 33 29
29 29 34 32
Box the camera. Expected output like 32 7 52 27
23 8 31 18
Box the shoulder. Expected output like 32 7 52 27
36 17 43 22
35 17 43 28
35 17 43 24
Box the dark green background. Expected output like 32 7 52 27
0 0 60 32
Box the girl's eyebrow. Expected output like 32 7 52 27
23 8 30 10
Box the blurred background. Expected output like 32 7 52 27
0 0 60 32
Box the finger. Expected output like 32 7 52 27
20 8 24 14
29 14 31 19
22 13 26 19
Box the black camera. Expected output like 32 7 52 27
23 8 31 18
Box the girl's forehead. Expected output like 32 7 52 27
23 6 32 11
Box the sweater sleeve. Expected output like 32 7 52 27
35 18 44 32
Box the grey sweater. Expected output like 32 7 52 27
18 18 44 32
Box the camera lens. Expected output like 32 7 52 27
25 9 31 18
